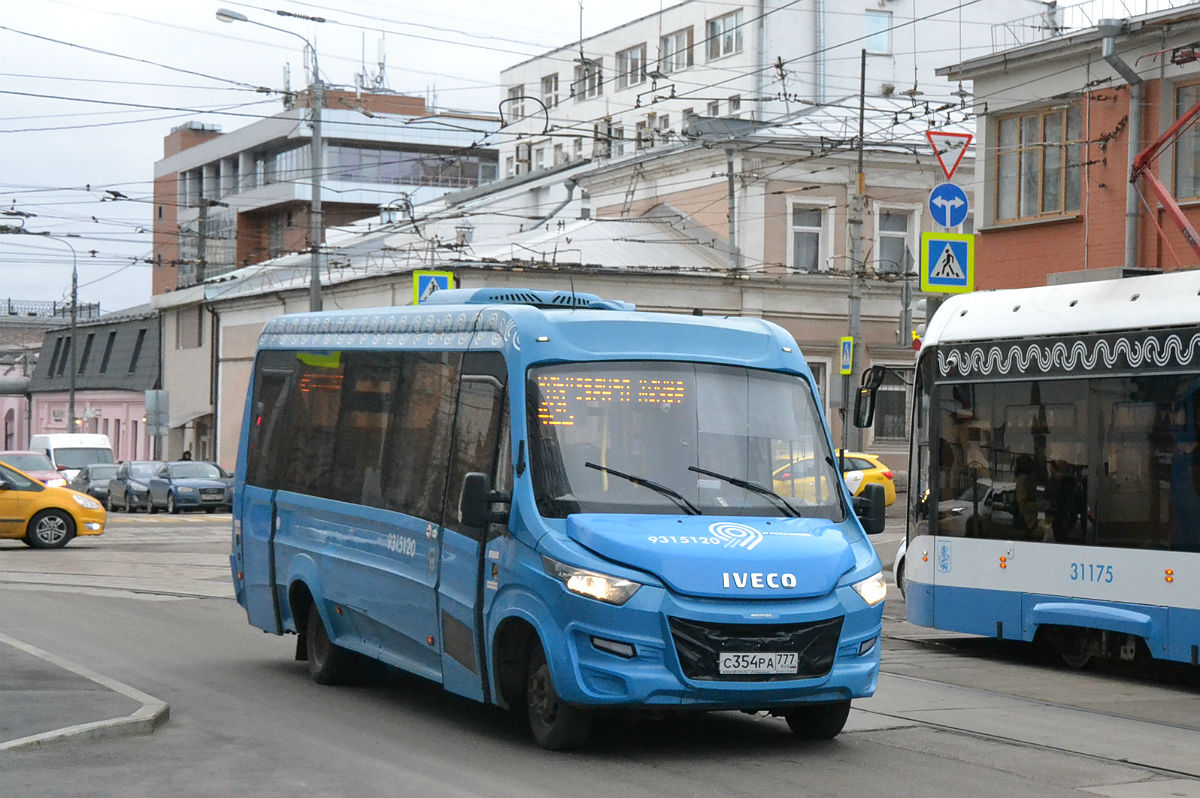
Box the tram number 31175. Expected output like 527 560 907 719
1069 562 1114 583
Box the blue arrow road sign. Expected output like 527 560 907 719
928 183 969 229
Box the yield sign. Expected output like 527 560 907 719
926 130 973 181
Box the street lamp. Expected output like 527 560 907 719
0 226 79 429
217 8 325 312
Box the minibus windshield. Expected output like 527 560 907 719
527 361 845 519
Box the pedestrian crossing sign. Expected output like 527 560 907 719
920 232 975 294
413 270 455 304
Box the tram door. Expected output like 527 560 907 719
437 351 509 701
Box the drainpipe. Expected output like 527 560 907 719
756 0 766 119
529 179 576 229
816 0 826 105
1099 19 1143 270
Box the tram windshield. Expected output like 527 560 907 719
527 361 845 520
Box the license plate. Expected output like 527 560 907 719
718 651 798 675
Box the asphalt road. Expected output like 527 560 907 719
2 512 1200 797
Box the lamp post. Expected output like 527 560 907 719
217 8 325 312
0 226 79 429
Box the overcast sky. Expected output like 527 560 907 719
0 0 665 313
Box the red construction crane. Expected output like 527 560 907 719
1129 99 1200 263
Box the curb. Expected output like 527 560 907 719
0 630 169 752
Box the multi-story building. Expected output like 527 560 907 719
942 2 1200 288
28 307 160 461
151 91 500 296
0 299 101 449
496 0 1029 177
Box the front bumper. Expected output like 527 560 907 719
536 582 882 710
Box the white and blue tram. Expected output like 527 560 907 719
887 270 1200 667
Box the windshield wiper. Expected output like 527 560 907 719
687 465 803 518
585 461 701 515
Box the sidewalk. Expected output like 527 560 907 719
0 630 168 751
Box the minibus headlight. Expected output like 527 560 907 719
851 572 887 607
72 493 101 511
542 556 641 605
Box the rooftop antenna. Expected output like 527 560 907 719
648 0 666 81
901 0 922 99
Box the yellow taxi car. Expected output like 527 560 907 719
836 451 897 507
0 458 105 548
773 451 897 507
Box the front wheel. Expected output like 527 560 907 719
306 605 357 686
25 509 75 549
525 643 592 750
167 493 179 514
784 700 851 740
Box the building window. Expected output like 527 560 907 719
553 143 566 165
873 368 910 441
573 59 603 100
56 339 70 377
616 44 647 90
707 100 720 116
504 156 515 178
1175 83 1200 200
505 85 524 122
995 105 1083 222
47 337 63 377
706 10 743 61
788 202 827 272
865 10 891 54
660 27 693 74
534 146 545 171
573 137 584 160
99 331 116 374
612 125 625 157
541 73 559 110
876 208 913 274
129 328 146 374
78 333 95 374
728 95 741 116
176 306 202 349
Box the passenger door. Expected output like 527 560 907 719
437 351 509 701
237 353 294 633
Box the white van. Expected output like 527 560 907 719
29 433 115 481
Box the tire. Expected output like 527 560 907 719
525 643 592 750
148 497 158 514
896 560 906 599
167 493 179 515
205 506 216 514
784 700 851 740
1056 629 1092 670
106 494 116 512
306 605 357 686
25 509 75 549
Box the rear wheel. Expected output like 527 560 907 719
525 643 592 750
25 509 75 549
784 700 851 740
1056 629 1093 670
306 606 357 686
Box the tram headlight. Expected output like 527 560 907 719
542 556 641 605
851 571 887 607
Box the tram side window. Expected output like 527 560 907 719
380 352 461 519
277 353 345 498
444 353 509 541
329 352 399 507
245 351 296 489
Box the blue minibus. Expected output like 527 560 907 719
231 288 886 749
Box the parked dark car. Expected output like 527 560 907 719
0 450 68 488
69 463 120 502
107 461 165 512
147 461 231 514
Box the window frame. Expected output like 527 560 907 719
786 196 835 273
874 204 919 275
540 73 559 110
573 59 603 101
706 10 743 61
1173 81 1200 201
659 27 694 74
616 43 647 90
864 10 892 55
994 104 1084 223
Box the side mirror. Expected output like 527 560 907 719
460 472 511 528
853 483 886 535
853 365 887 428
56 464 67 472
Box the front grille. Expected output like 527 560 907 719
668 616 844 681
